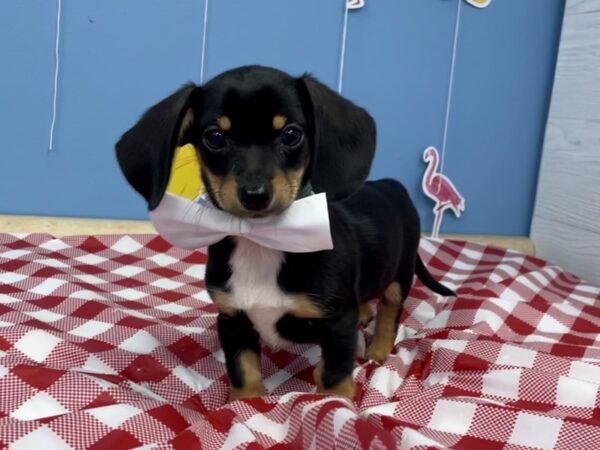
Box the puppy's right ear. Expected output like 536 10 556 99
115 84 200 210
297 76 376 201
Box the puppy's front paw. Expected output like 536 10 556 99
317 377 356 400
365 344 391 364
227 350 266 402
229 383 266 402
313 362 356 400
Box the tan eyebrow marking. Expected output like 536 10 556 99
217 116 231 131
272 115 287 130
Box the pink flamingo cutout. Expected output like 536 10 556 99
422 146 465 238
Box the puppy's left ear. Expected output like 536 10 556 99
115 84 200 210
297 75 376 201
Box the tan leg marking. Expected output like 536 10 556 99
358 302 374 328
313 360 356 400
272 115 287 130
365 282 403 363
217 116 231 131
229 350 266 401
209 289 238 316
288 294 324 319
383 282 403 306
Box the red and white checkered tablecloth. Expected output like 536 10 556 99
0 233 599 449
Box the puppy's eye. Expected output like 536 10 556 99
280 126 303 148
203 128 227 150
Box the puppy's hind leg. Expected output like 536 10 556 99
358 302 374 328
366 244 417 363
365 282 405 363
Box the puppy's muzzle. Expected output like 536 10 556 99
239 183 272 211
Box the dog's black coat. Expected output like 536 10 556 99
116 65 454 398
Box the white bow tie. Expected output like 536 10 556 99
150 192 334 253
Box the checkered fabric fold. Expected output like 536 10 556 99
0 233 599 449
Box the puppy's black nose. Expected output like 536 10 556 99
239 184 271 211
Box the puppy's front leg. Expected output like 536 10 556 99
314 310 358 400
217 312 265 401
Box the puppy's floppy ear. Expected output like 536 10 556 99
115 84 200 210
297 75 376 201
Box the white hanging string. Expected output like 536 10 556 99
199 0 209 83
439 0 462 175
48 0 62 152
337 1 350 93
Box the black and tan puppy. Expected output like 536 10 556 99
116 65 454 401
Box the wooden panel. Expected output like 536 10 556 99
531 218 600 285
536 118 600 232
566 0 600 15
548 11 600 120
532 0 600 285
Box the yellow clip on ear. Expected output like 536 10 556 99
166 144 204 200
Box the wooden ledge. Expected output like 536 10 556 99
0 215 155 236
0 215 534 255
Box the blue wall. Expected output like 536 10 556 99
0 0 565 235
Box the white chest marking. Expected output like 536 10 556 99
228 238 293 348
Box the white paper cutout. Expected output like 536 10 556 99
347 0 365 10
465 0 491 9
